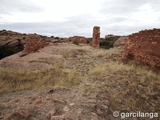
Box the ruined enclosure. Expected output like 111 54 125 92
68 36 89 44
23 34 48 54
121 29 160 69
91 26 100 47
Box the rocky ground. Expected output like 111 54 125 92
0 43 160 120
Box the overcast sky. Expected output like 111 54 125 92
0 0 160 37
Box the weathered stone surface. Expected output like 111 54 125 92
0 30 64 59
23 34 49 54
47 109 56 118
0 29 21 36
0 30 25 48
69 36 89 44
91 26 100 47
121 29 160 69
50 115 64 120
113 36 128 48
0 30 25 59
16 109 30 119
3 109 30 120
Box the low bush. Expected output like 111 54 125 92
73 40 79 45
100 36 120 49
0 45 23 59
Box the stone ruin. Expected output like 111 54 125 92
91 26 100 47
23 34 48 54
121 28 160 69
68 36 89 44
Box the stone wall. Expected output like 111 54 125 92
0 30 64 58
68 36 89 44
91 26 100 47
23 34 48 53
121 29 160 69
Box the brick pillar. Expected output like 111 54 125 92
91 26 100 47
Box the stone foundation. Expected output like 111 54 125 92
23 34 48 53
68 36 89 44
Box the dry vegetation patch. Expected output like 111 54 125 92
88 61 160 118
0 62 82 93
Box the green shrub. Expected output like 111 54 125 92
0 45 23 59
100 36 120 49
55 37 60 39
73 40 79 45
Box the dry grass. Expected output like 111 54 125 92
89 61 160 79
83 85 97 96
88 60 160 113
93 49 106 58
63 47 90 59
89 64 106 76
0 62 82 93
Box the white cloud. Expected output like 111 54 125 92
0 0 44 22
0 0 43 14
0 0 160 37
131 3 160 23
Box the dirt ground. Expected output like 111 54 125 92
0 43 159 120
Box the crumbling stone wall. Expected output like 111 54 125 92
91 26 100 47
23 34 48 53
68 36 89 44
121 29 160 69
